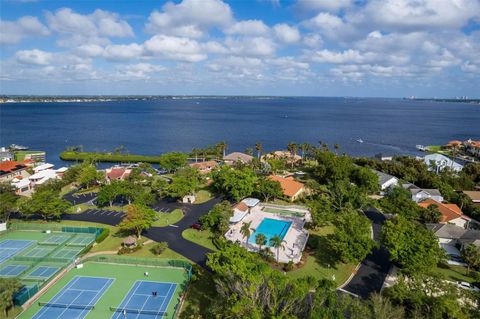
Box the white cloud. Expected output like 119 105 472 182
303 12 354 39
273 24 300 43
303 33 323 48
309 49 372 64
114 63 166 80
225 36 276 56
46 8 133 46
16 49 53 65
143 34 207 62
225 20 270 36
0 16 50 44
146 0 233 38
104 43 143 61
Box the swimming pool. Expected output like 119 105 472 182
248 218 292 246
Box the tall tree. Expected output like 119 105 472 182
420 204 442 224
270 235 285 262
158 152 188 172
18 189 71 220
77 164 100 188
255 142 263 159
0 278 22 317
240 221 252 245
211 166 257 201
287 142 298 169
255 177 283 202
0 182 18 223
381 216 445 274
255 233 267 251
329 210 376 263
118 204 156 238
200 201 233 234
164 167 203 199
96 181 122 207
461 244 480 272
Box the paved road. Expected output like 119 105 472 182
341 208 391 298
63 191 97 205
62 197 223 268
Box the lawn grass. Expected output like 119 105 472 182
286 225 356 286
75 186 100 195
68 203 92 214
434 263 478 283
194 189 213 204
152 209 184 227
127 241 191 261
59 183 77 197
182 229 218 251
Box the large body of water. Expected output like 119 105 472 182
1 97 479 167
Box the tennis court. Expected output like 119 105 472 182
51 247 84 259
38 234 72 246
22 246 55 258
111 281 177 319
0 264 29 277
263 207 305 217
0 240 34 263
32 276 114 319
67 235 95 247
23 266 60 280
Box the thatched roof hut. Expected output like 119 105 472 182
122 236 137 247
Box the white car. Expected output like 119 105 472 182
457 281 480 292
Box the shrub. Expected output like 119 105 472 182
117 245 141 255
212 237 228 250
306 236 320 250
151 242 168 255
96 228 110 243
284 261 294 272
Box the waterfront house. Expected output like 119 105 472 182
403 183 444 203
0 160 30 182
424 153 463 173
105 167 132 183
223 152 254 165
418 199 471 228
463 191 480 206
189 160 218 174
262 151 302 165
11 176 32 196
0 147 13 162
464 139 480 158
427 223 480 258
29 168 59 187
373 170 398 191
268 175 306 202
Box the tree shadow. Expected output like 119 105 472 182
311 233 342 269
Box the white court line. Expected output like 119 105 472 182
34 276 81 319
75 277 114 319
160 284 177 319
111 280 142 319
157 283 175 318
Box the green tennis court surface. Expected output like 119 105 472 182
263 207 305 217
51 247 84 259
21 246 56 258
19 261 188 319
38 234 72 246
23 266 61 281
66 235 96 247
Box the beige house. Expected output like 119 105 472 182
268 175 306 202
0 160 31 182
223 152 254 165
189 160 218 174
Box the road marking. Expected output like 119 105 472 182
169 225 179 228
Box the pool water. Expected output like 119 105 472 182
248 218 292 246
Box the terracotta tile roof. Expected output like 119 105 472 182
418 199 470 223
0 160 28 175
463 191 480 202
234 202 248 212
268 175 305 198
189 160 218 170
106 167 131 180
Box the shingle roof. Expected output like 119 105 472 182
427 223 480 247
268 175 305 197
373 170 397 185
189 160 218 170
223 152 254 163
463 191 480 202
411 188 442 197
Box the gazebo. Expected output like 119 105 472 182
122 236 137 248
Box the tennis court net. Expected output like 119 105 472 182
38 302 95 310
110 307 167 316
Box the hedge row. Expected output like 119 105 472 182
60 151 164 163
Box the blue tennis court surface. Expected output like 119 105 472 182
32 276 114 319
0 240 34 264
111 281 177 319
0 264 29 277
24 266 59 280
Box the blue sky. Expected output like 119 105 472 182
1 0 479 97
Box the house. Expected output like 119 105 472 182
463 191 480 206
33 163 54 173
373 170 398 191
403 183 444 203
11 176 32 195
268 175 306 202
0 147 13 162
427 223 480 257
229 198 260 223
464 139 480 158
0 160 30 182
418 199 471 228
29 168 59 187
105 167 132 182
223 152 254 165
262 151 302 165
189 160 218 174
374 153 393 161
424 153 463 173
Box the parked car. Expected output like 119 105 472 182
456 281 480 292
191 223 201 230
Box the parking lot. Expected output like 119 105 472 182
62 209 125 226
63 191 97 205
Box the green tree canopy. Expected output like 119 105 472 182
211 166 257 201
118 204 156 238
164 167 203 199
329 210 376 263
18 189 71 220
158 152 188 172
255 177 283 201
0 182 18 223
0 278 22 317
77 164 101 188
200 201 233 234
381 216 445 274
461 244 480 272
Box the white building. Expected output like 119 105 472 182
424 153 463 173
403 183 444 203
427 223 480 258
373 170 399 191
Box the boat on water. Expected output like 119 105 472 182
356 139 364 143
416 145 426 151
9 144 29 151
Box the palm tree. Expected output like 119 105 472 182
334 143 340 154
255 142 263 159
269 235 285 262
240 222 252 245
255 233 267 251
218 141 227 158
287 142 298 169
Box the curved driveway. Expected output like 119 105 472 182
62 197 222 268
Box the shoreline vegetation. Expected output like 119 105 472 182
60 151 165 163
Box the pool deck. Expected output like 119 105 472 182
225 205 310 263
